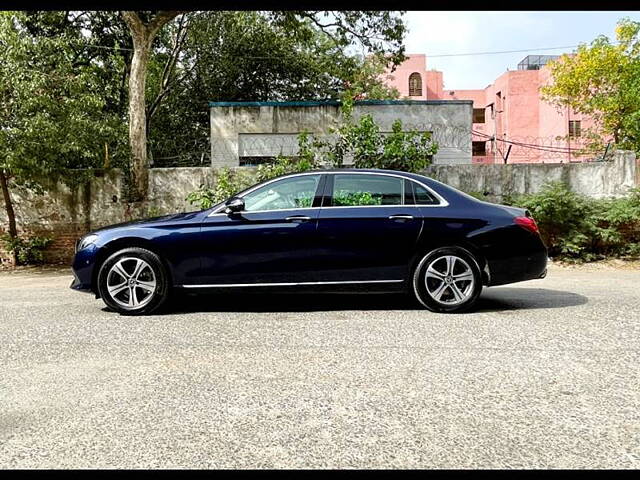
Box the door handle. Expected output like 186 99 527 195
388 214 414 222
285 215 312 223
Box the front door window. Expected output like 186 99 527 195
242 175 322 212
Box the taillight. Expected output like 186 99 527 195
514 216 539 235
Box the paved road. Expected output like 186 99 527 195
0 264 639 468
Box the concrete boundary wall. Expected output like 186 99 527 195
0 150 637 265
424 150 638 199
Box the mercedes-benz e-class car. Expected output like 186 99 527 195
71 169 548 315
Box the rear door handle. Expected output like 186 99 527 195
388 214 414 222
285 215 312 223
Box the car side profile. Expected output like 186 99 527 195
71 169 548 315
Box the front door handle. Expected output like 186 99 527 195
388 214 414 222
285 215 312 223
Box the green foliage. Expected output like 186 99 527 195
185 168 255 210
1 234 52 265
280 101 438 173
0 12 128 179
333 190 381 206
309 98 438 172
507 182 640 261
185 185 217 211
541 17 640 154
149 11 406 165
256 132 322 182
325 115 438 172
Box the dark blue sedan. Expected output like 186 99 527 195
71 169 548 314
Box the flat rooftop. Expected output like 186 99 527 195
209 99 474 107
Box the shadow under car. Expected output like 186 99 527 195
144 286 588 315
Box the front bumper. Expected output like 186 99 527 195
70 270 93 293
70 243 99 294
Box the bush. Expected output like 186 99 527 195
1 234 52 265
185 167 255 210
507 182 640 261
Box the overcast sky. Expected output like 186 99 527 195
403 11 640 90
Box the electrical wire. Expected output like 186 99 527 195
75 42 595 58
471 129 589 154
427 45 582 58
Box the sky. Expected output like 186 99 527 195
403 11 640 90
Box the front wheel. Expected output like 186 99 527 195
97 247 169 315
412 247 483 313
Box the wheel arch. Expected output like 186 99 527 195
92 237 174 297
411 237 490 286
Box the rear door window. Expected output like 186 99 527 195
330 174 404 207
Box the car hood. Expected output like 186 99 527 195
91 210 204 234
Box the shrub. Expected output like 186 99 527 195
1 234 52 265
506 182 640 261
186 167 255 210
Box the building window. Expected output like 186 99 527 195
569 120 581 138
472 141 486 157
408 72 422 96
473 108 485 123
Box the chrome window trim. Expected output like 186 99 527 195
178 279 404 288
208 171 449 217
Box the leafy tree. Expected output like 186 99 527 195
317 99 438 171
148 11 404 168
0 12 123 253
541 17 640 154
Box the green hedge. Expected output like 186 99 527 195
494 182 640 261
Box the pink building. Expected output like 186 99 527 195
385 54 600 163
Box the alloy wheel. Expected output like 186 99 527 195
106 257 157 309
424 255 475 306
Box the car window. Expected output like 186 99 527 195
413 182 440 205
331 174 403 207
242 175 321 212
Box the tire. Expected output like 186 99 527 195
97 247 170 315
412 246 483 313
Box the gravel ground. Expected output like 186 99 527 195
0 263 639 469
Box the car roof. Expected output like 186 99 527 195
278 168 427 179
275 168 438 187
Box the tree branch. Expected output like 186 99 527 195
147 11 183 38
147 14 190 121
121 11 144 36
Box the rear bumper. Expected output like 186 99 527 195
487 249 548 286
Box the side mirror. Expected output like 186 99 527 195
224 197 245 215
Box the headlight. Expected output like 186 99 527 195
76 234 98 252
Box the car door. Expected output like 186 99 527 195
314 173 424 282
197 173 325 285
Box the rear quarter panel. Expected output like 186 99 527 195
414 195 547 286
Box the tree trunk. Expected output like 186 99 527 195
128 33 151 201
122 11 181 201
0 169 18 266
0 169 17 238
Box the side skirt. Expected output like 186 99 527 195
177 279 405 289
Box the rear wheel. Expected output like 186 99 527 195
97 247 169 315
412 247 482 313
